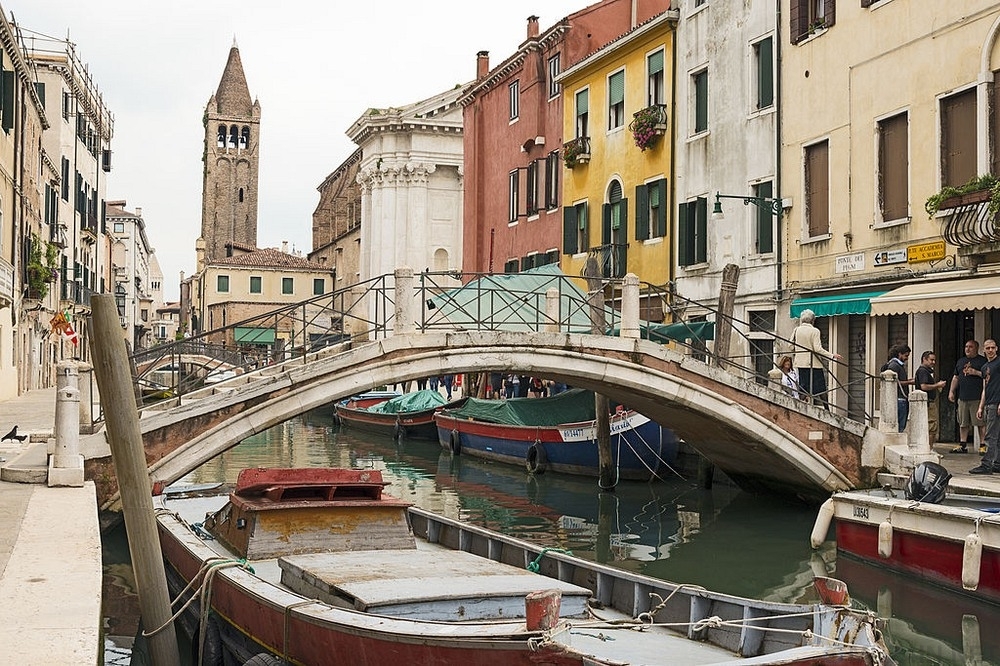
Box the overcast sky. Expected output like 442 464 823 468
10 1 590 300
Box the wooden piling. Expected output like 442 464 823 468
89 295 180 665
583 257 615 491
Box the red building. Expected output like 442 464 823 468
460 0 669 276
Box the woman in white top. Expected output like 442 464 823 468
777 355 801 399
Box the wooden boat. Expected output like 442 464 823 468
433 389 677 479
810 485 1000 603
335 389 461 440
154 467 893 665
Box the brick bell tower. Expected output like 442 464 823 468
200 40 261 267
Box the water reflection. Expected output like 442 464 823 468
102 406 990 665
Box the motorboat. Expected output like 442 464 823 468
335 389 462 440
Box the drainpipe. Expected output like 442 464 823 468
774 1 784 307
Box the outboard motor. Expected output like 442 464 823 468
904 461 951 503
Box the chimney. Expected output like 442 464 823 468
527 15 539 39
282 240 289 254
476 51 490 79
135 207 142 217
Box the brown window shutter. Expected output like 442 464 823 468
861 0 873 7
879 113 909 221
824 0 837 28
790 0 807 44
806 141 830 237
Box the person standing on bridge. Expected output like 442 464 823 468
971 339 1000 475
914 351 947 445
948 340 987 454
791 309 841 409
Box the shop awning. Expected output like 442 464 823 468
789 291 888 318
869 276 1000 316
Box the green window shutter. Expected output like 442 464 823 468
1 70 14 132
635 185 649 240
313 278 324 295
34 82 45 110
678 202 690 266
563 205 578 255
757 38 773 109
617 198 628 238
655 179 667 238
695 71 708 133
609 71 625 106
602 203 612 244
579 204 589 250
648 50 664 75
695 197 708 263
756 181 774 254
576 89 588 115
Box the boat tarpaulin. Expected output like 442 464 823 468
366 390 446 414
441 388 596 426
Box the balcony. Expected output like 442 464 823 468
937 188 1000 263
629 104 667 152
589 243 628 279
562 136 591 168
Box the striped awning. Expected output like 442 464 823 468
869 276 1000 316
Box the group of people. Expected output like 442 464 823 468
778 310 1000 474
486 373 567 400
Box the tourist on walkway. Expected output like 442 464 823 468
416 376 428 391
971 339 1000 474
442 374 455 400
882 344 913 431
504 374 519 399
948 339 987 454
791 309 841 409
488 372 504 399
777 355 801 400
914 351 947 445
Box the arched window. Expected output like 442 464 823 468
603 179 627 278
229 125 238 148
240 127 250 149
217 125 227 147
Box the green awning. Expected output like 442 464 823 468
790 291 888 318
235 326 276 344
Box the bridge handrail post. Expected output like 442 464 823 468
621 273 640 339
394 267 415 334
545 288 560 332
52 361 84 483
879 369 900 433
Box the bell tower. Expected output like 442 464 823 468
200 41 260 267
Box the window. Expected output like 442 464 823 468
548 54 561 98
753 37 774 110
635 179 667 241
575 89 589 138
509 81 520 121
522 253 539 271
217 125 226 148
877 112 909 223
217 275 230 293
504 258 520 273
545 151 560 209
282 277 294 294
113 222 125 234
62 91 72 121
805 140 830 238
563 201 589 255
508 170 520 223
752 181 774 254
240 127 249 149
941 88 976 188
647 49 664 107
608 70 625 130
313 278 325 295
678 197 708 266
790 0 836 44
693 69 709 134
601 181 628 278
526 160 539 216
61 157 69 201
250 276 262 294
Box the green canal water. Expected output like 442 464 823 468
102 405 997 665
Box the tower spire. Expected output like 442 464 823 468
214 44 253 115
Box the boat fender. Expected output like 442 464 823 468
393 418 403 441
962 532 982 590
450 429 462 455
877 520 893 559
809 499 834 549
526 441 547 475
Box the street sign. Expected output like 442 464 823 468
835 252 866 273
874 249 907 266
907 241 946 263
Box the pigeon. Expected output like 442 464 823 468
1 426 27 443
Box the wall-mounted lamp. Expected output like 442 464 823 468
711 191 785 221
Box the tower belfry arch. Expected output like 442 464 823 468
199 41 261 268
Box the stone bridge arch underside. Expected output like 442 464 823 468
86 331 887 507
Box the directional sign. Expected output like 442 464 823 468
874 249 907 266
908 241 946 263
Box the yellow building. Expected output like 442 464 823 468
558 10 677 311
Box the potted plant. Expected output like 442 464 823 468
925 174 1000 217
563 137 590 169
629 104 667 151
25 234 60 300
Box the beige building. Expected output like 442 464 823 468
781 0 1000 433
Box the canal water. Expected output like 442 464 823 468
102 405 997 665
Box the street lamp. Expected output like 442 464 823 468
711 191 785 221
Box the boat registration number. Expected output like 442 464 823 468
852 505 869 520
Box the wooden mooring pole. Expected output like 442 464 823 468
90 295 180 665
583 257 615 491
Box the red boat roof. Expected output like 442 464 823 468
234 467 390 503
